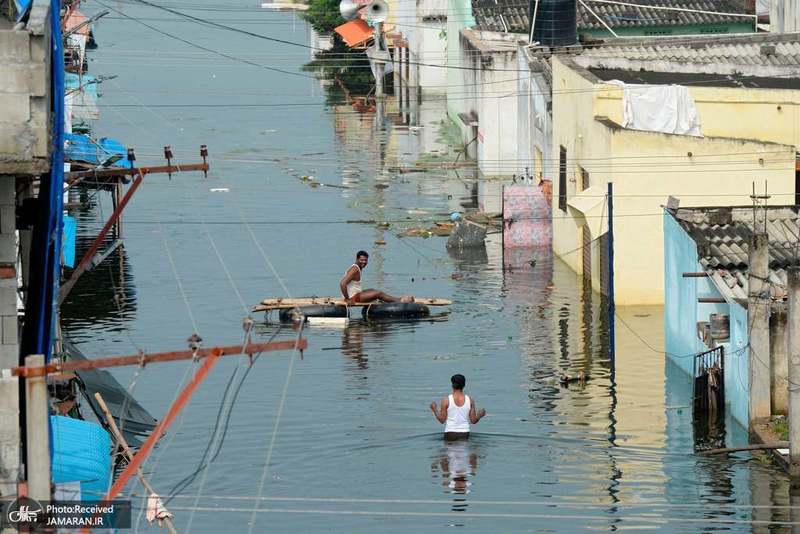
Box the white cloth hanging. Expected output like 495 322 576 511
609 80 702 137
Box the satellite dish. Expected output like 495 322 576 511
366 0 388 23
339 0 364 21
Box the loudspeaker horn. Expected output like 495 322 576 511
339 0 364 21
365 0 388 23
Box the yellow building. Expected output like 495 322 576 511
551 33 800 305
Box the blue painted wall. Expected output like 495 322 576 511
725 304 749 429
663 212 706 375
663 212 749 430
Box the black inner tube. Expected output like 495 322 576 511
278 304 348 322
361 302 430 318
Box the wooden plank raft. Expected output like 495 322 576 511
252 297 452 312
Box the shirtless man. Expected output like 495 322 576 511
340 250 413 304
430 374 486 440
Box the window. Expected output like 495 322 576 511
534 147 543 182
559 146 567 212
580 167 589 192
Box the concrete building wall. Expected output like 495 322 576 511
595 85 800 154
727 302 750 429
0 3 51 497
458 31 519 178
663 212 707 377
0 25 50 175
771 0 800 33
552 57 796 305
445 0 473 125
416 19 447 93
517 49 553 182
663 212 750 429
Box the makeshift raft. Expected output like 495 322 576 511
253 297 452 322
252 297 452 313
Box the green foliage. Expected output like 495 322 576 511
303 40 377 96
301 0 344 34
770 418 789 441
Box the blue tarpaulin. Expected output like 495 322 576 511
62 215 76 268
22 0 65 364
65 73 99 98
64 132 125 165
50 416 111 499
14 0 32 21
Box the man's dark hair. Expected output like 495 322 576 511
356 250 369 259
451 374 466 390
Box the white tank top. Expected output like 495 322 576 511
444 394 470 433
345 264 361 298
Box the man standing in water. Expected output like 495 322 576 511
340 250 413 304
430 374 486 440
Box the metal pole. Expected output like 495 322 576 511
607 182 615 370
375 22 384 99
788 266 800 476
58 170 145 304
24 354 50 502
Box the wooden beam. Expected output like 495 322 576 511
682 272 709 278
95 392 178 534
698 297 727 304
11 339 307 377
65 163 209 182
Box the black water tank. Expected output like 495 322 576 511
531 0 577 47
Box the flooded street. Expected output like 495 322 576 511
62 4 794 532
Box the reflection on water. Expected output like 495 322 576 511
431 438 479 502
61 189 137 336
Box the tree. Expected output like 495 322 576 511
301 0 344 34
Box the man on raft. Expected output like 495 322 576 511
340 250 414 304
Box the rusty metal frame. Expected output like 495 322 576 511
12 339 307 377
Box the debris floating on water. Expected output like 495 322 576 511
209 188 229 193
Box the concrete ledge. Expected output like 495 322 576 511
752 422 791 472
26 0 51 36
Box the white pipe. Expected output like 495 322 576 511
528 0 540 45
579 0 619 38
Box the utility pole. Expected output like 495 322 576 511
24 354 50 502
788 267 800 476
748 229 771 430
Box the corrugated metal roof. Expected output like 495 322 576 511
671 206 800 304
573 32 800 78
578 0 749 30
471 0 750 34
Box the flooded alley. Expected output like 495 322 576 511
55 3 797 533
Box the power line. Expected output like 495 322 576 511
94 0 316 79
